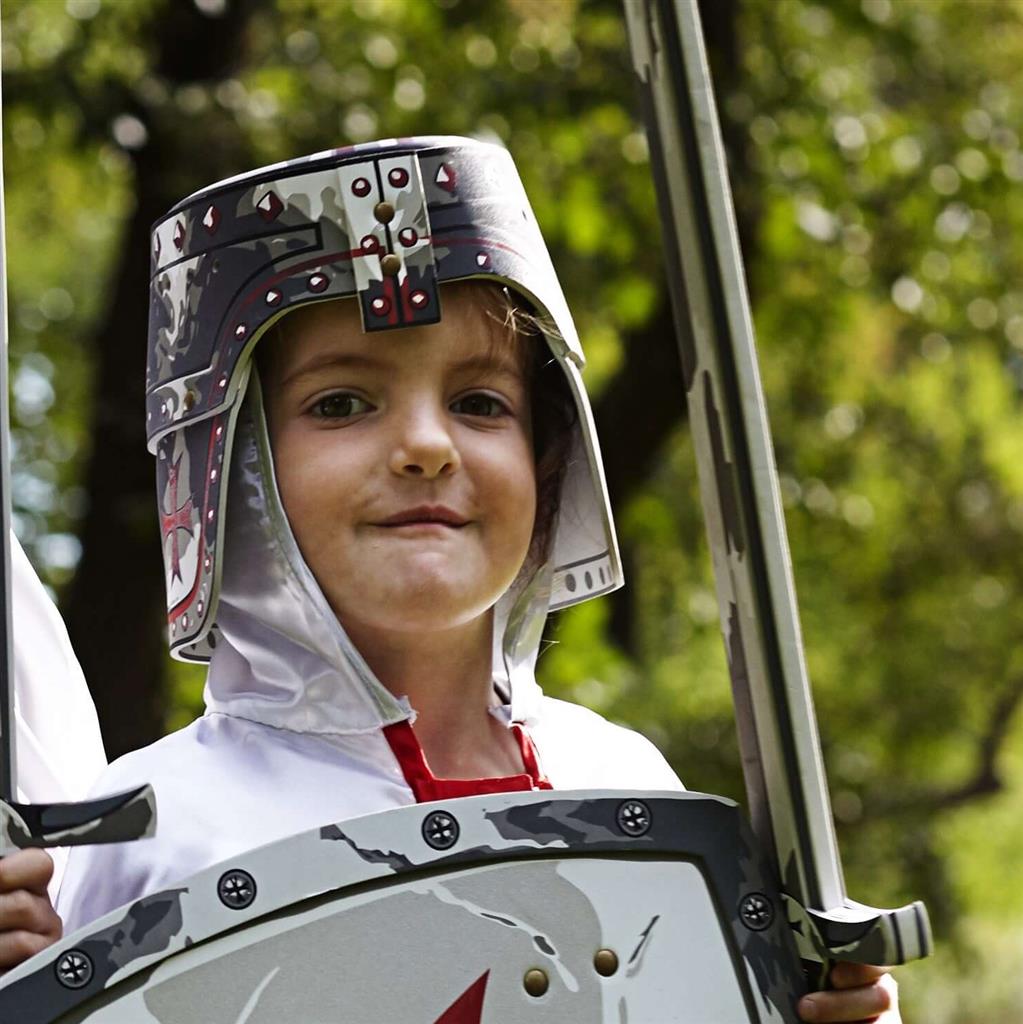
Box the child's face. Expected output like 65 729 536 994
261 287 537 640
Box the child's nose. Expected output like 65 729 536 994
389 407 461 479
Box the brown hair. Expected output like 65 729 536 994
471 283 577 572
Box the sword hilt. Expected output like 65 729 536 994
785 894 933 967
0 785 156 856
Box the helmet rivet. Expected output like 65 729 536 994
374 201 395 224
594 949 619 976
523 968 549 997
380 253 402 276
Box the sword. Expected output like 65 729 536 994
0 28 155 857
623 0 932 976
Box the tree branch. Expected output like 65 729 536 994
869 674 1023 816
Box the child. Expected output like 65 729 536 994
10 137 896 1020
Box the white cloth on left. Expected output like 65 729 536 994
11 532 108 894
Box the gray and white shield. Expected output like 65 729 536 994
0 791 806 1023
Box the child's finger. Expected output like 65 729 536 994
798 978 894 1022
0 929 57 969
0 890 61 938
0 850 54 896
829 962 890 989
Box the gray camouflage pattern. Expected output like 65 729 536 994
0 791 805 1022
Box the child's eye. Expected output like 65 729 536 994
311 393 372 419
451 393 508 418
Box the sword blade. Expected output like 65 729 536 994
0 26 156 850
623 0 930 967
625 0 843 911
0 23 18 804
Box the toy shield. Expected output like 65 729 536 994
0 791 805 1023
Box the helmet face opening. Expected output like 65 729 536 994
148 137 621 660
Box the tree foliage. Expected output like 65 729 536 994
3 0 1022 1018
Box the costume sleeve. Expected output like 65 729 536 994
531 696 686 791
55 838 159 937
11 532 108 896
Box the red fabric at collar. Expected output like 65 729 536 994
383 719 552 802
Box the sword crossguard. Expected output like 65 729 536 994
0 785 156 856
784 893 932 967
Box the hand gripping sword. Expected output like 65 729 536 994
623 0 932 978
0 37 155 858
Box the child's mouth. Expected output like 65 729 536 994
375 506 469 529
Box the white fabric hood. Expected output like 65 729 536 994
203 373 549 734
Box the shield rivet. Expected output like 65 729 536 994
738 892 774 930
523 968 549 997
593 948 619 976
218 868 256 910
616 799 651 837
374 201 395 224
55 949 93 989
422 810 459 850
380 253 402 276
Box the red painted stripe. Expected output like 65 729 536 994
437 235 527 261
231 248 361 323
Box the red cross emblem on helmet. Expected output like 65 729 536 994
161 453 195 584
